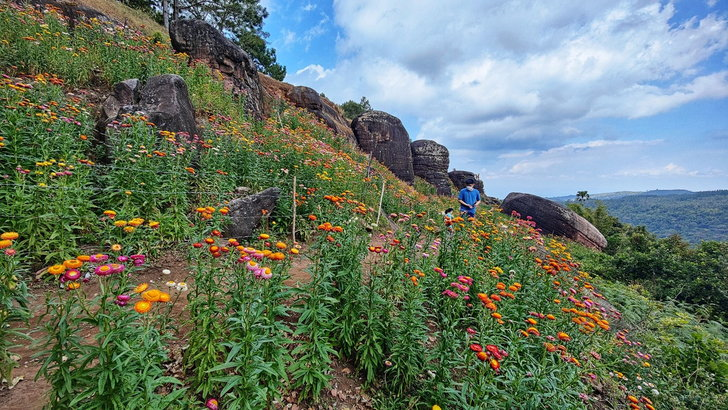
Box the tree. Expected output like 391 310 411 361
149 0 286 80
576 190 590 202
340 97 372 119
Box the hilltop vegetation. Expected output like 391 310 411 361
0 2 725 409
561 190 728 243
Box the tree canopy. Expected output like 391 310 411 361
340 96 372 119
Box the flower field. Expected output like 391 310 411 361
0 3 725 409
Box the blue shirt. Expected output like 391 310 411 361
458 188 481 212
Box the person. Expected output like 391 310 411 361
443 208 454 226
458 178 481 218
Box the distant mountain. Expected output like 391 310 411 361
548 189 693 202
552 190 728 243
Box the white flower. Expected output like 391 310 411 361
162 269 171 275
176 282 188 292
165 281 176 288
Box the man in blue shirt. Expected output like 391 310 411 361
458 178 481 218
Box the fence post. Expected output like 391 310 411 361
292 175 297 242
376 179 385 225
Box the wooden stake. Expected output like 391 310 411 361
292 175 297 242
376 180 386 225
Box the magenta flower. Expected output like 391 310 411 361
64 269 81 281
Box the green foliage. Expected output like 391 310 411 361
576 191 728 243
569 203 728 321
340 96 372 119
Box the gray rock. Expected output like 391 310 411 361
170 19 264 119
500 192 607 250
352 111 414 184
411 140 451 195
287 86 355 142
448 170 485 194
95 75 197 158
226 187 281 239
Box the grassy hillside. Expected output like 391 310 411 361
0 3 725 409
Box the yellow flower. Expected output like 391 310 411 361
128 218 145 227
0 240 12 249
114 220 128 227
433 406 442 410
110 244 122 252
67 282 81 290
123 226 135 233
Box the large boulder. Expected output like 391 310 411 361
226 187 281 239
500 192 607 250
448 170 484 193
169 19 264 119
287 85 355 142
411 140 451 195
95 75 197 153
352 111 414 184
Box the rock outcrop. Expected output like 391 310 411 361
95 74 197 153
410 140 451 195
226 187 281 239
352 111 414 184
448 170 485 194
500 192 607 250
287 86 355 142
169 19 264 119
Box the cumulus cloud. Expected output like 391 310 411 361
286 0 728 152
295 64 333 80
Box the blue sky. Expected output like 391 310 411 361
260 0 728 199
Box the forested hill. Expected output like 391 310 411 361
562 190 728 243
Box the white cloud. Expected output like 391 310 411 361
280 0 728 197
302 3 317 12
285 1 728 151
295 64 333 80
616 163 705 177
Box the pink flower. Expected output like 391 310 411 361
205 398 219 410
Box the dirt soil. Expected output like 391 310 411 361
0 245 373 410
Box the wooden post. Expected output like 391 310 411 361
292 176 297 242
376 180 386 225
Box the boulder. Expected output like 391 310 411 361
352 111 414 184
226 187 281 239
169 19 264 119
287 85 355 142
448 170 485 194
500 192 607 250
410 140 451 195
95 75 197 154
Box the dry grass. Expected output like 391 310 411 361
75 0 167 37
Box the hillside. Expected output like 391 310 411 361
561 190 728 243
0 2 725 410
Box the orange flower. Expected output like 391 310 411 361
134 283 149 293
275 242 287 249
67 282 81 290
259 233 270 240
546 314 556 320
48 264 66 275
0 240 12 249
63 259 83 269
142 289 162 302
491 313 502 319
308 214 317 221
557 332 571 342
496 282 506 290
134 301 152 314
476 351 488 361
77 254 91 262
0 232 19 240
627 395 639 404
159 292 171 302
290 248 300 255
110 244 122 252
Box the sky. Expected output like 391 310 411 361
260 0 728 199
